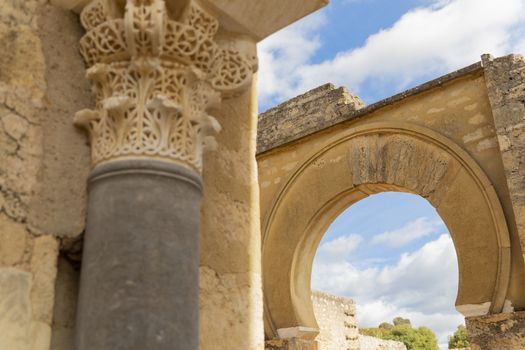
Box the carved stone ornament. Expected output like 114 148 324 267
75 0 258 171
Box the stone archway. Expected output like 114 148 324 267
261 122 511 340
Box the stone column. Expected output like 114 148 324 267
73 1 256 349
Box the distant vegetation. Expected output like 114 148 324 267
447 325 470 349
360 317 439 350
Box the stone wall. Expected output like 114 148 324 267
358 336 407 350
258 83 364 153
311 291 406 350
466 311 525 349
482 54 525 270
0 1 91 349
312 291 359 350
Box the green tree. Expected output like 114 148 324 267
393 316 412 327
448 325 470 349
359 317 439 350
379 322 394 330
360 327 390 338
386 324 439 350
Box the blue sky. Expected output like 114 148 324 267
311 193 459 348
257 0 525 111
256 0 525 348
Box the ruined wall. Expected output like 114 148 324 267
311 291 406 350
0 1 91 349
258 84 364 153
358 336 407 350
312 291 359 350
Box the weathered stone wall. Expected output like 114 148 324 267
466 311 525 349
482 54 525 271
258 84 364 153
0 1 91 349
311 291 406 350
312 291 359 350
358 335 407 350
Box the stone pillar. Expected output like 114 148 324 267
482 54 525 264
73 0 256 349
466 311 525 349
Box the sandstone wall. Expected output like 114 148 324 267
258 84 364 153
0 1 91 349
312 290 359 350
482 54 525 274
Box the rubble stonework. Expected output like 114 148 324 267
257 83 364 153
312 291 359 350
466 311 525 349
358 335 407 350
311 291 406 350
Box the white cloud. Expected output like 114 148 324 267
257 11 326 108
316 234 363 263
312 234 461 349
257 0 525 108
371 217 442 247
358 300 464 349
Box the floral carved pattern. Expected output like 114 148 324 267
76 0 258 171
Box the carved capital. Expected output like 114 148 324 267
76 0 258 171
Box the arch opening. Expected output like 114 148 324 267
262 123 511 342
311 191 462 349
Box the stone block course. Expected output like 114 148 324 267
258 83 365 153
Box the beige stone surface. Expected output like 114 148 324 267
0 268 33 350
358 335 407 350
0 0 46 225
0 0 90 238
201 0 327 40
30 236 59 325
0 213 29 267
265 338 318 350
200 80 264 350
257 60 525 337
51 0 328 42
312 291 359 350
27 3 92 238
482 54 525 276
